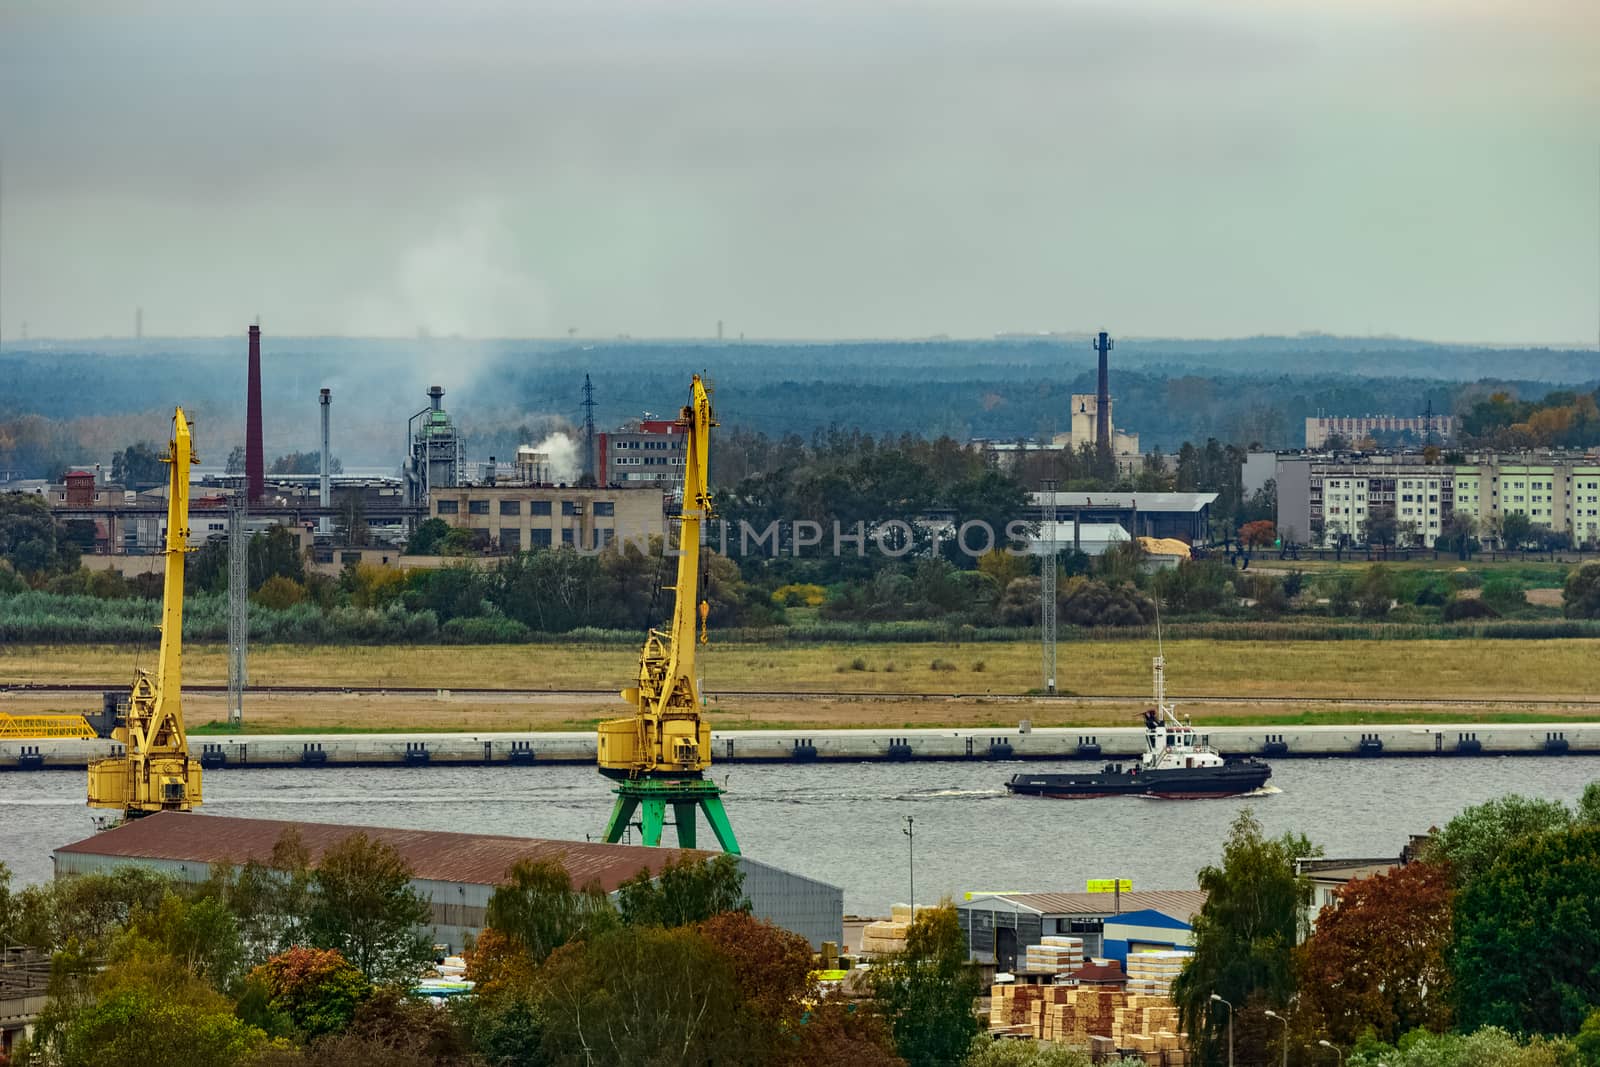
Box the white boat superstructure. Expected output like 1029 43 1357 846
1141 656 1226 772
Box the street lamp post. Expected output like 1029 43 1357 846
1210 994 1234 1067
1264 1009 1289 1067
902 815 915 909
1318 1039 1344 1066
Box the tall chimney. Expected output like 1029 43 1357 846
319 389 332 535
1093 330 1113 474
246 324 264 504
428 385 444 411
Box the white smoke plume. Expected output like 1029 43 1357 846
536 431 581 484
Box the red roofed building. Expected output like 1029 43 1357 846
54 812 840 951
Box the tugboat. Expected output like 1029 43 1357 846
1006 655 1271 800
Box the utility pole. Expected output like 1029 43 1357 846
1211 994 1234 1067
227 493 248 725
1040 478 1058 696
902 815 915 908
582 373 598 483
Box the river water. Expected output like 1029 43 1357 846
3 758 1595 913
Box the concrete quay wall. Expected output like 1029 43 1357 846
3 723 1595 770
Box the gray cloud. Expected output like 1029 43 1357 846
1 0 1595 343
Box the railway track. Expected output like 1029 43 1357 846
4 682 1597 708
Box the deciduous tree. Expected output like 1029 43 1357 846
483 857 616 965
1453 824 1600 1036
1172 810 1316 1067
864 903 981 1067
1294 861 1454 1047
307 834 432 983
538 924 749 1065
617 854 749 928
1419 794 1572 886
248 947 371 1039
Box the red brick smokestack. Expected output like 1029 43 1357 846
246 324 264 504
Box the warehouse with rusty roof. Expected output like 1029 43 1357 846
54 812 842 950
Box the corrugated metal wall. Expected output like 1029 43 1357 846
55 851 843 953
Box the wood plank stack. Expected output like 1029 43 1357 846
1111 995 1183 1047
1023 936 1084 974
989 978 1192 1066
860 904 931 955
1125 950 1190 998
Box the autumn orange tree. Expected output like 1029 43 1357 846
1239 520 1277 550
1294 861 1454 1047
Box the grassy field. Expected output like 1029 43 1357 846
5 639 1599 733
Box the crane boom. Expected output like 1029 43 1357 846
596 375 738 852
86 407 202 818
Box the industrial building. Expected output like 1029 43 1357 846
429 484 665 552
1305 414 1456 449
596 417 687 491
1026 491 1218 545
957 890 1206 972
54 812 843 951
404 386 465 507
1273 451 1600 549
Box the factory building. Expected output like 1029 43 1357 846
54 812 843 951
1305 414 1455 449
957 890 1206 972
1026 491 1218 545
404 386 464 507
430 485 665 552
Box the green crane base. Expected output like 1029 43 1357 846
603 777 740 854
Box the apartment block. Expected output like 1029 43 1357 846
1275 453 1600 549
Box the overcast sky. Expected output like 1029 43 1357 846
2 0 1596 344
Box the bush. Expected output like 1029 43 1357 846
252 576 305 611
1481 578 1528 614
1442 597 1498 622
771 583 826 607
1059 579 1156 628
929 658 957 672
1564 562 1600 619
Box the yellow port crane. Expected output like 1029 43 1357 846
86 407 203 818
596 374 739 853
0 713 99 740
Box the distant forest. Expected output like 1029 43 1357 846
1 336 1595 476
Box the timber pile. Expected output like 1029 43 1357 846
1023 936 1083 974
860 904 929 955
1125 950 1190 998
989 981 1191 1064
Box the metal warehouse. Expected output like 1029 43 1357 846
957 890 1206 972
54 812 843 950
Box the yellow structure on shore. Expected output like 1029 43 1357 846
86 407 202 818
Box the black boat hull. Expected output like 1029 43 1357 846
1006 760 1272 800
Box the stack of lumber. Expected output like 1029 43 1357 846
1125 950 1190 997
1111 995 1183 1046
1023 936 1083 974
861 904 930 955
994 985 1125 1043
988 983 1046 1030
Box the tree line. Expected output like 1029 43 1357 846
1172 783 1600 1067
